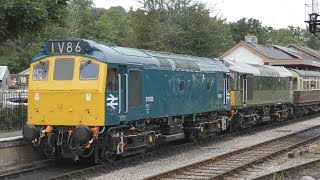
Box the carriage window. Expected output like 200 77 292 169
293 78 297 90
303 81 307 90
53 58 74 80
33 61 49 81
107 68 118 92
80 60 99 80
129 70 142 107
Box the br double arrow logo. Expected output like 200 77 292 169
107 94 118 109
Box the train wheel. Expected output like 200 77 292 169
104 151 116 163
184 131 198 142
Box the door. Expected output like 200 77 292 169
125 65 145 120
106 65 145 125
223 75 229 105
241 74 248 105
106 65 123 125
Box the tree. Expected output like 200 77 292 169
131 0 235 57
0 0 68 44
230 18 271 44
268 26 307 46
94 7 137 47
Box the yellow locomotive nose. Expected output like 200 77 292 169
27 56 106 127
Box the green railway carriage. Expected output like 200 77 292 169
223 60 293 127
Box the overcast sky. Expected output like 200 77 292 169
93 0 313 29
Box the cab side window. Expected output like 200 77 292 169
33 61 49 81
107 68 118 92
129 70 142 107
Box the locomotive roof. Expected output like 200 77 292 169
32 39 229 73
290 69 320 77
223 59 292 77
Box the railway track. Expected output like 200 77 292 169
46 115 320 179
254 157 320 180
145 125 320 180
1 115 319 179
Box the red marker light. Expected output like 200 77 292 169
68 129 73 135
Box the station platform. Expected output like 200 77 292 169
0 130 22 142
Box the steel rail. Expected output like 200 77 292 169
46 114 320 180
253 158 320 180
144 125 320 180
0 114 315 179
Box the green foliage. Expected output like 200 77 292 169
95 7 137 47
306 35 320 50
230 18 271 44
0 106 27 131
268 26 307 46
0 0 68 43
130 1 235 57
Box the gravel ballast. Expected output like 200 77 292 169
91 117 320 180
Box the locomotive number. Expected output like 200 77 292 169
48 40 82 54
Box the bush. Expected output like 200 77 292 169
0 105 27 131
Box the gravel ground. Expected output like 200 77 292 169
90 117 320 180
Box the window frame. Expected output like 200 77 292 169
179 80 185 92
53 58 75 80
79 60 99 80
128 70 143 108
32 61 50 81
106 67 118 92
207 81 211 91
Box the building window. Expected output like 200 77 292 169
33 61 49 81
53 58 75 80
80 60 99 80
129 70 142 107
106 68 118 92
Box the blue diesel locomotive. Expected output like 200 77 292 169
23 39 230 162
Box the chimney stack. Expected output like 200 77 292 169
245 35 258 44
266 38 273 48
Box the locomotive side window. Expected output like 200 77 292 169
106 68 118 92
80 60 99 80
229 72 235 90
180 81 184 92
33 61 49 81
207 81 211 91
53 58 74 80
129 70 142 107
239 75 243 90
217 75 224 91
